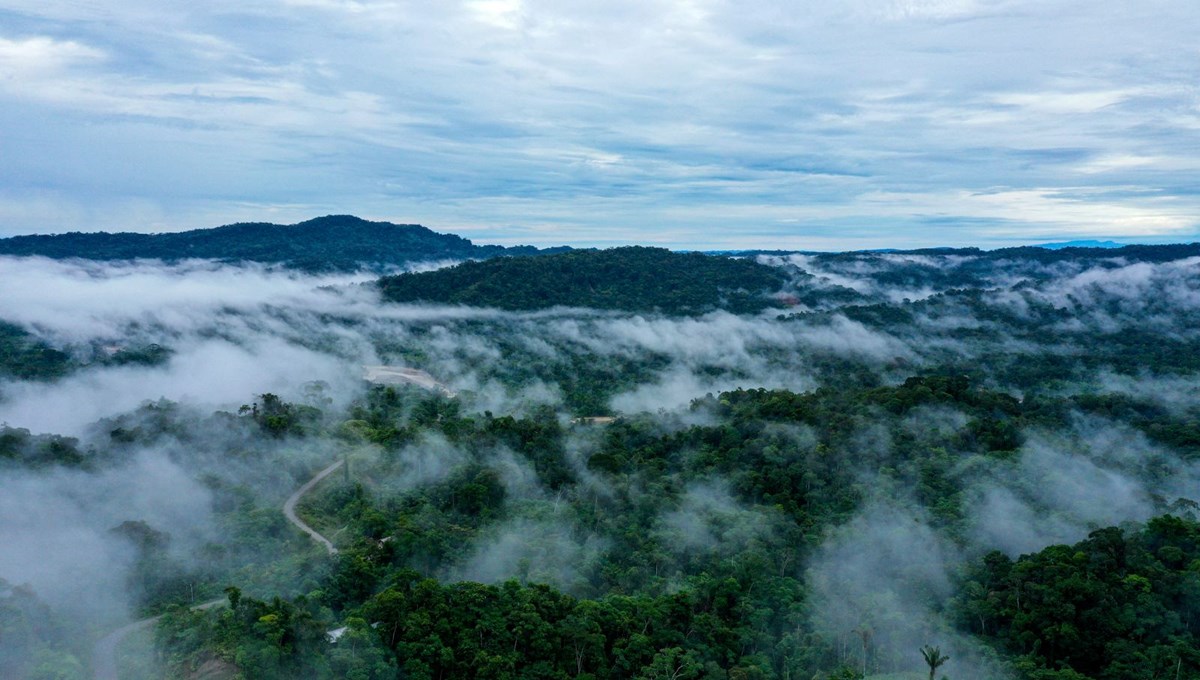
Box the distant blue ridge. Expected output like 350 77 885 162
1033 240 1124 250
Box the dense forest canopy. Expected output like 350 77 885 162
1 239 1199 680
377 246 790 314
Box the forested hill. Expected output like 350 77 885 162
0 215 564 271
376 246 789 314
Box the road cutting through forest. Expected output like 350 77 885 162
282 458 344 556
92 458 345 679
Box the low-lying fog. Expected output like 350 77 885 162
1 249 1198 679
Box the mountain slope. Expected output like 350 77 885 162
0 215 562 271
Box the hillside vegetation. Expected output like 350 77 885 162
377 246 788 314
4 242 1200 680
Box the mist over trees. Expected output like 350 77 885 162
0 236 1199 679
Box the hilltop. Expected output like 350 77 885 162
0 215 566 271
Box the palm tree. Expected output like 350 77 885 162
920 644 949 680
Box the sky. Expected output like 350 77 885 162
0 0 1197 249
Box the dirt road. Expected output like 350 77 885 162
92 599 223 680
282 458 344 555
93 458 344 678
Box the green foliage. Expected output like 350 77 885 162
239 393 323 438
26 649 84 680
357 572 797 680
0 320 172 385
0 579 81 680
0 426 87 469
103 343 172 367
7 240 1197 679
377 246 787 315
1070 392 1200 459
957 516 1200 680
919 645 949 680
157 589 376 680
0 321 71 381
54 361 1200 680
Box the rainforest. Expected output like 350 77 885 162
1 229 1199 680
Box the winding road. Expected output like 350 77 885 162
93 458 345 679
282 458 345 555
92 599 224 680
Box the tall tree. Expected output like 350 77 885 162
921 645 949 680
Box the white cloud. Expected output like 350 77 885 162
468 0 524 29
0 35 105 76
992 89 1134 115
856 0 991 22
0 0 1196 246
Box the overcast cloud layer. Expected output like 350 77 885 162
0 0 1197 247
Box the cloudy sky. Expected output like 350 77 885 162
0 0 1197 248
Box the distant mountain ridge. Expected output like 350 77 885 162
1034 239 1124 249
0 215 567 271
733 241 1200 263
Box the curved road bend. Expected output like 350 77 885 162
94 458 345 679
282 458 344 555
92 598 224 680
